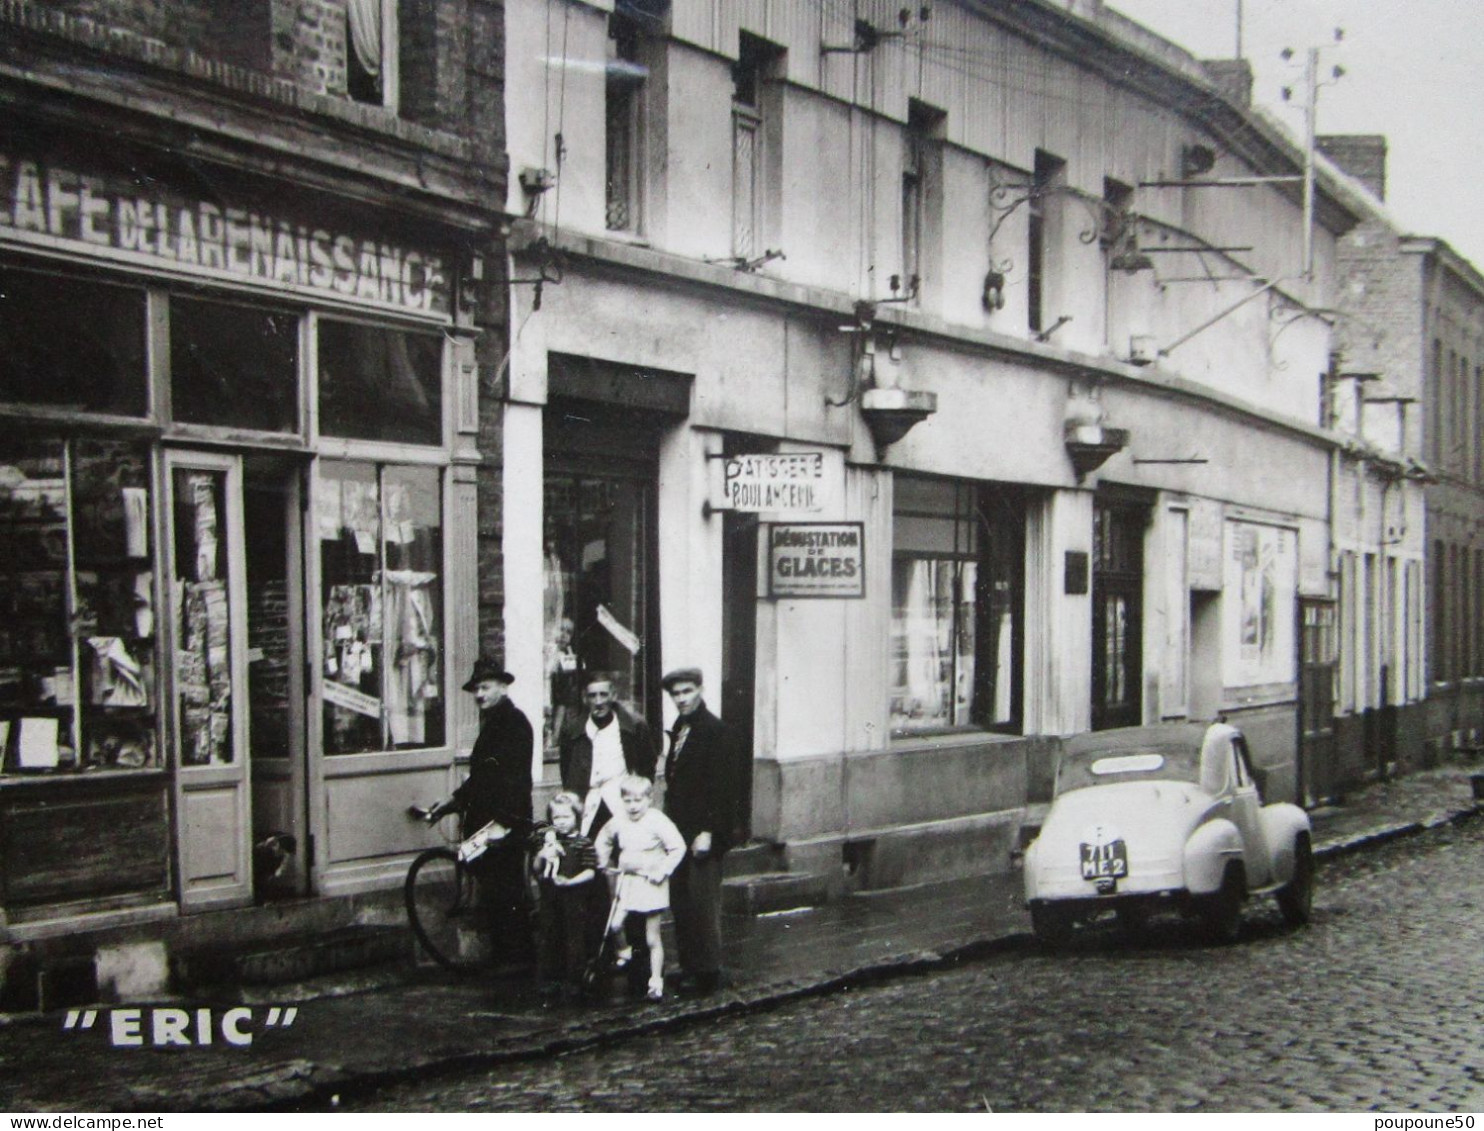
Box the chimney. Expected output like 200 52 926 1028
1317 135 1388 201
1202 59 1253 107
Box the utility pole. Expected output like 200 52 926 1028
1281 31 1343 282
1235 0 1243 59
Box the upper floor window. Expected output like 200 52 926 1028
606 15 645 233
901 101 944 301
732 33 783 260
1028 150 1065 335
347 0 399 110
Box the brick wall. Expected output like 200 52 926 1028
1318 135 1387 202
271 0 346 97
1333 219 1424 410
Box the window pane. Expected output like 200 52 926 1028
171 296 299 432
384 465 444 749
173 468 236 766
542 473 650 752
732 114 758 259
319 461 445 753
0 439 74 769
318 321 442 445
320 461 384 754
892 477 1023 735
0 438 161 774
891 558 975 731
0 269 147 416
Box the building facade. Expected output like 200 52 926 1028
499 0 1379 897
1323 135 1484 786
0 0 507 1006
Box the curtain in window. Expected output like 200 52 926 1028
347 0 383 79
902 560 947 724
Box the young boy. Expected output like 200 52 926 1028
530 792 606 1003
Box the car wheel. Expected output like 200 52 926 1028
1199 866 1244 944
1276 835 1314 927
1031 903 1076 948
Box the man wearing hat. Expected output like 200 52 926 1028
428 658 535 967
662 666 748 995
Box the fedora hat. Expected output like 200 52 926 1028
462 658 515 691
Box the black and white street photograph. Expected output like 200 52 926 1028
0 0 1482 1117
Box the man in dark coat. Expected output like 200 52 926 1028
557 672 658 835
662 666 748 995
557 672 658 992
428 659 535 967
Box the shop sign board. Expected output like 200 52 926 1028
722 453 824 513
0 150 451 317
767 522 865 599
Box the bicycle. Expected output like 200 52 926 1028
403 806 516 971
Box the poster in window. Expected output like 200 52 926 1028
1222 521 1297 690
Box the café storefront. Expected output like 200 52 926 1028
0 125 484 977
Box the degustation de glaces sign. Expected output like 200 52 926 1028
766 522 865 599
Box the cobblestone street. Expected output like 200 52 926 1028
346 819 1484 1113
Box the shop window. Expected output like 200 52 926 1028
605 14 645 233
317 319 443 445
0 267 147 417
890 476 1023 735
170 295 299 433
0 437 159 774
319 461 444 753
347 0 399 110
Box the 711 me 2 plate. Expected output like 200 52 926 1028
1080 839 1128 880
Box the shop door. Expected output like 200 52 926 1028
1091 498 1148 731
1298 599 1338 806
242 458 308 899
165 452 253 911
721 508 757 809
543 401 662 747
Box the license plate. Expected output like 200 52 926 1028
1080 840 1128 880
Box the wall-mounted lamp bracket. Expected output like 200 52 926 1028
506 237 566 311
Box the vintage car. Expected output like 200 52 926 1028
1022 722 1313 945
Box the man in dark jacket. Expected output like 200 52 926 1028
558 672 658 836
662 666 748 995
557 672 658 993
428 659 535 967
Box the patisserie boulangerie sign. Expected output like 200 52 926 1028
0 150 452 317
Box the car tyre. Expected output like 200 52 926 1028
1199 866 1244 945
1276 835 1314 927
1030 903 1076 948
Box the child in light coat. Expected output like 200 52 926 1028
593 773 686 1001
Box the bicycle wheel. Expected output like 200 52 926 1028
405 847 482 971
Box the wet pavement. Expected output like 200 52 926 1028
0 758 1478 1112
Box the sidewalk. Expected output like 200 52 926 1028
1 759 1479 1113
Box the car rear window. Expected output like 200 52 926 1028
1055 745 1202 796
